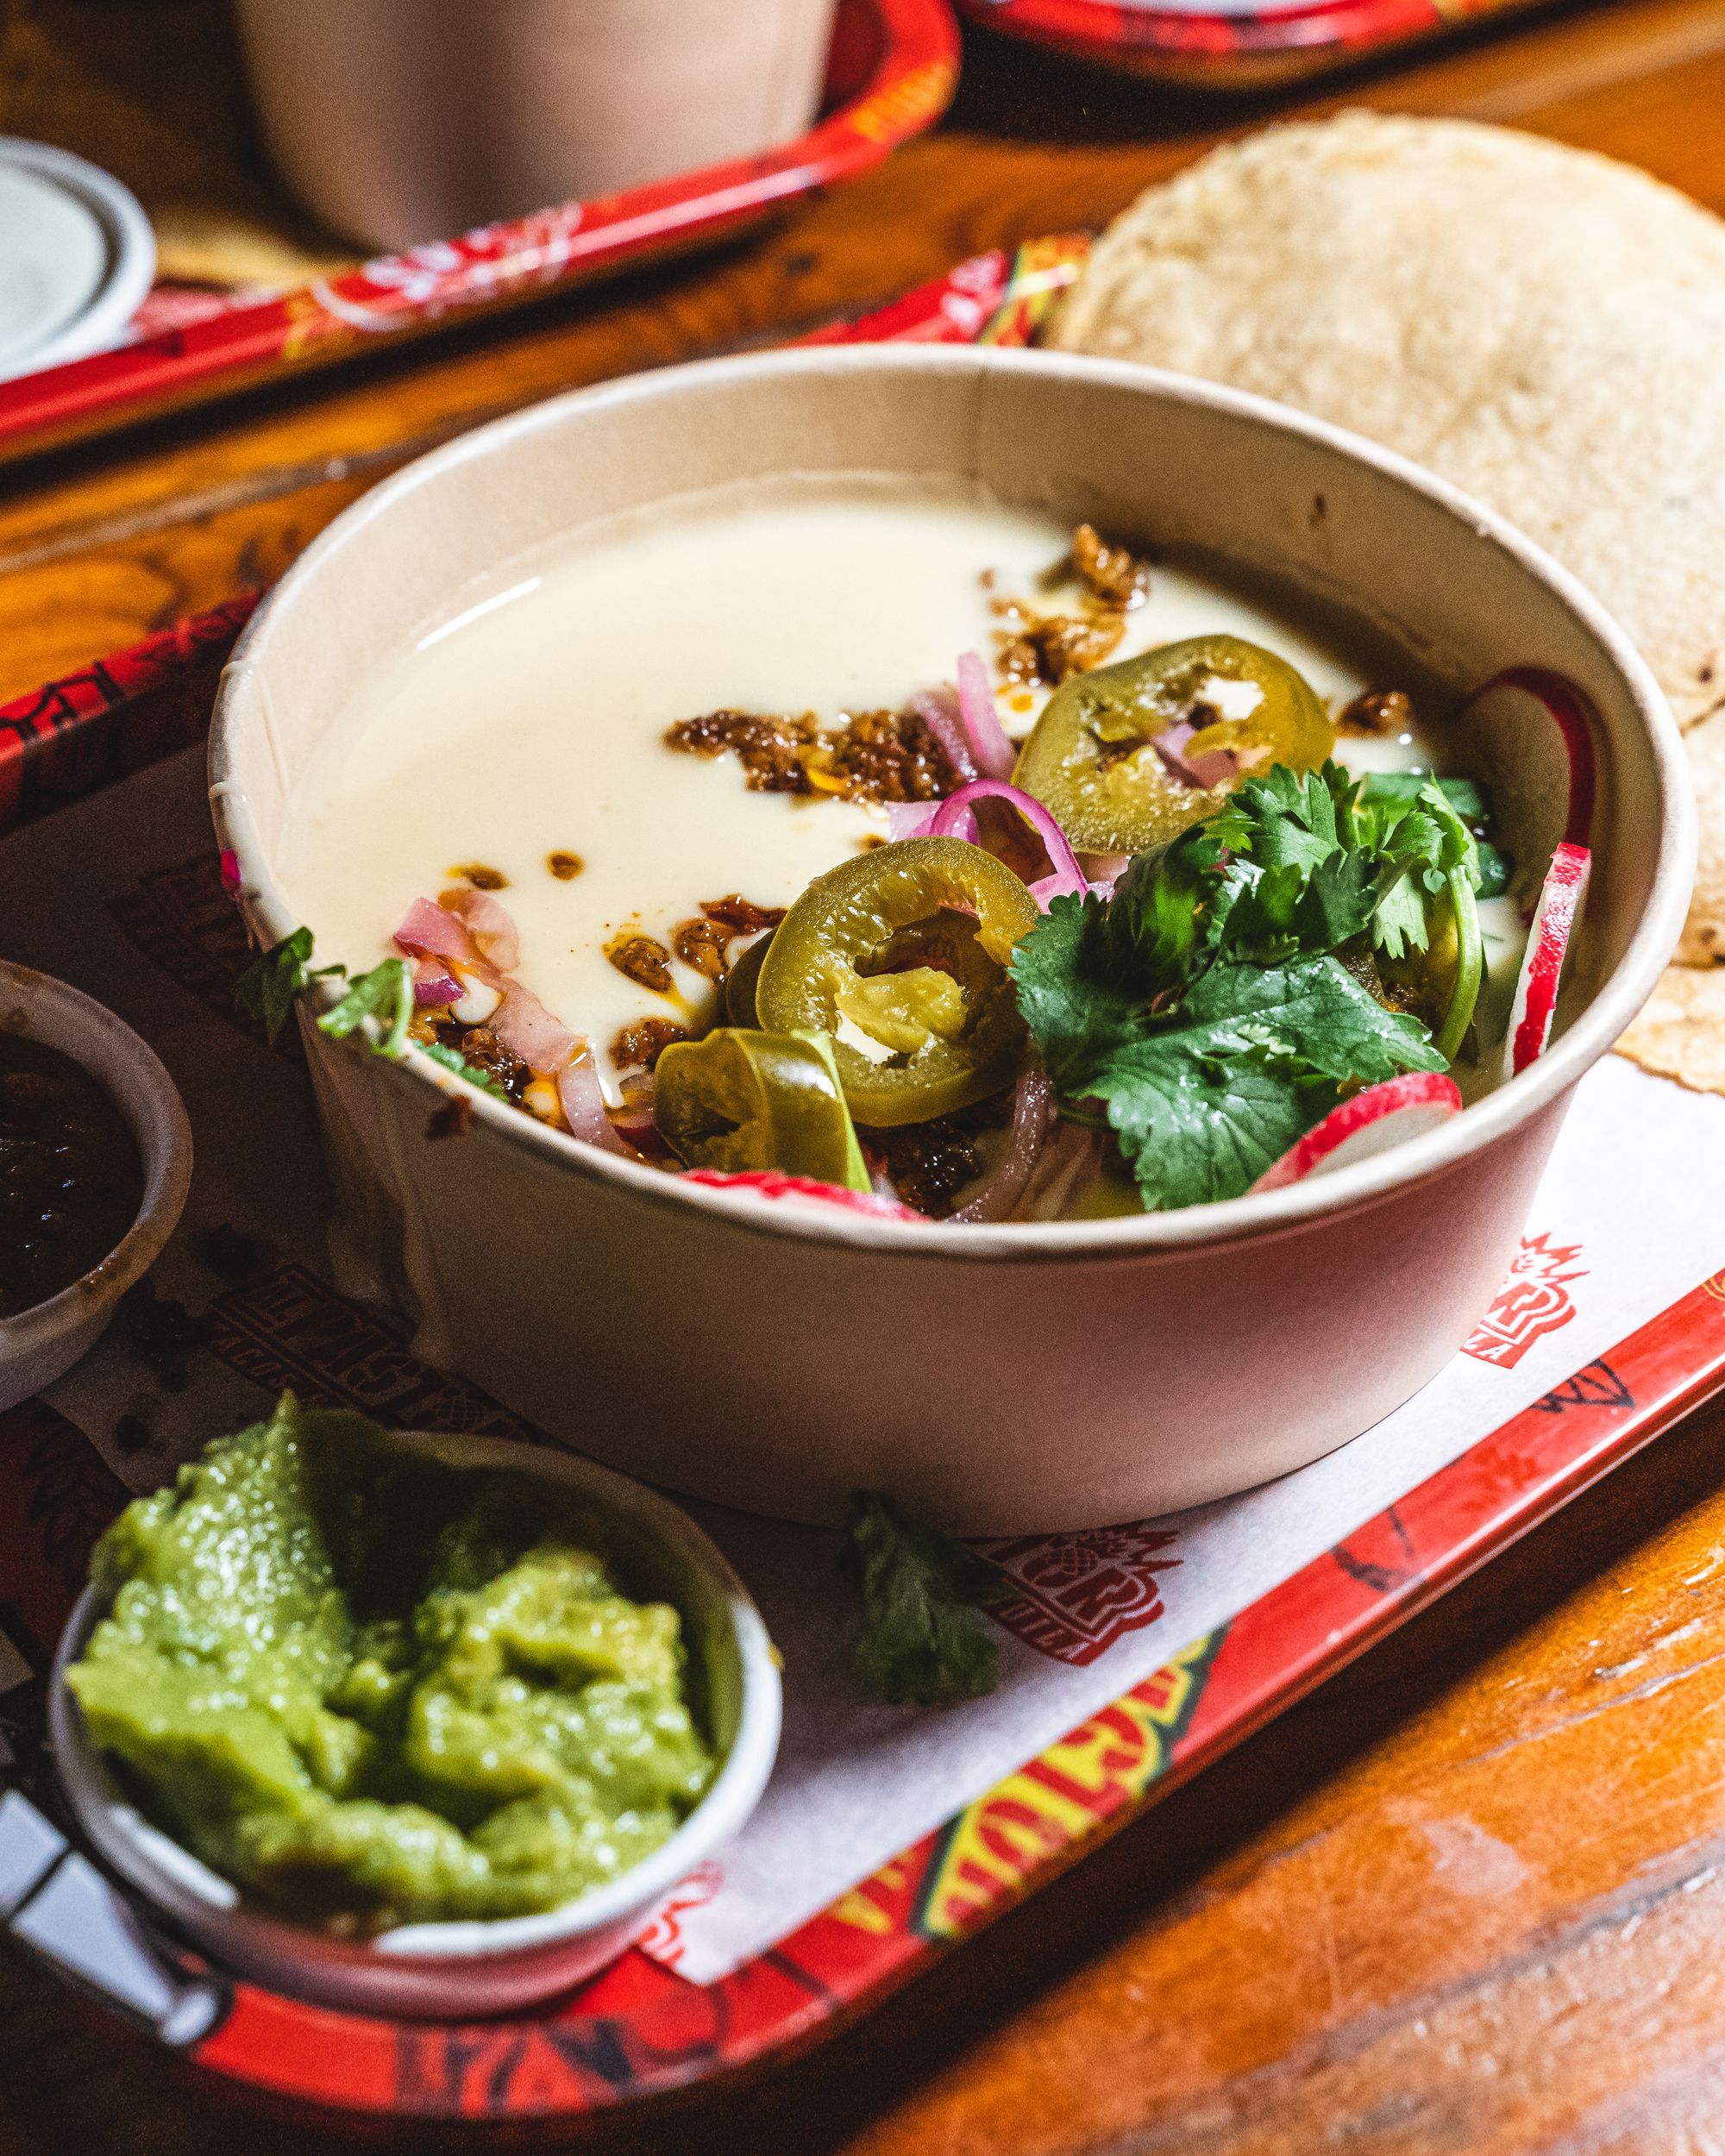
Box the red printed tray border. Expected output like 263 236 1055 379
0 0 957 466
10 232 1725 2122
956 0 1539 70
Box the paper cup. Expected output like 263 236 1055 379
233 0 842 252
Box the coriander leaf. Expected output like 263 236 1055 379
1089 1038 1318 1208
1220 847 1379 962
1434 775 1487 820
421 1040 511 1100
1359 779 1486 962
1102 823 1231 993
1010 892 1142 1094
1090 955 1446 1211
1356 769 1428 807
318 957 413 1058
1209 761 1350 877
1474 840 1512 900
841 1492 1003 1707
1300 848 1384 950
235 926 315 1044
1369 868 1431 962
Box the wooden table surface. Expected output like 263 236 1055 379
9 4 1725 2149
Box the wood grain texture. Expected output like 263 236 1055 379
8 6 1725 2150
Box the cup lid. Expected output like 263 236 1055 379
0 138 155 381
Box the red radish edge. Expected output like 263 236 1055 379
1487 667 1597 846
1452 667 1596 906
1251 1073 1465 1194
1502 841 1591 1080
682 1169 926 1222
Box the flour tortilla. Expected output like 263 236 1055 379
1052 111 1725 734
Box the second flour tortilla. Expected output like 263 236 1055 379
1052 111 1725 735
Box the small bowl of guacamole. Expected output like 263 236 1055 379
49 1395 781 2018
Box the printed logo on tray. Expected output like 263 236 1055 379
311 207 591 336
1460 1232 1587 1369
912 1634 1221 1940
635 1864 722 1971
206 1263 548 1445
985 1523 1182 1666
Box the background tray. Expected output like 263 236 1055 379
0 0 957 464
957 0 1565 82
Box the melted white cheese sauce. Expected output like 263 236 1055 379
281 476 1424 1100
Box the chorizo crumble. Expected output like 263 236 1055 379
605 931 676 994
1071 523 1150 611
700 895 787 936
867 1092 1014 1219
672 917 730 984
1336 688 1415 736
993 523 1152 688
994 603 1126 687
612 1018 691 1074
666 703 958 805
407 1021 531 1103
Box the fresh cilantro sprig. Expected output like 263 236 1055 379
1011 758 1504 1212
318 956 414 1059
422 1039 511 1101
235 927 329 1044
232 924 506 1099
1212 762 1506 967
841 1492 1005 1706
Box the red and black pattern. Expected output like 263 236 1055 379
0 595 258 835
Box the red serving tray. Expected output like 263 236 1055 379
8 242 1725 2124
0 0 957 466
957 0 1557 81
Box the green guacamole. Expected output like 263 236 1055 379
66 1395 715 1931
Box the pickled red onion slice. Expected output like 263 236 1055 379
556 1050 632 1155
411 958 461 1006
395 896 482 972
491 982 579 1073
930 778 1087 904
956 651 1017 780
448 887 521 973
1151 721 1236 793
950 1066 1053 1224
912 686 980 785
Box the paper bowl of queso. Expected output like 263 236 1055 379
209 347 1693 1534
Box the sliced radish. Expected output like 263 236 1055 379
1501 841 1591 1080
681 1169 926 1222
1251 1073 1465 1194
1452 667 1596 906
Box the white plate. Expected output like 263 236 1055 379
0 139 155 383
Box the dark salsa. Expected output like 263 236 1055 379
0 1032 143 1318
